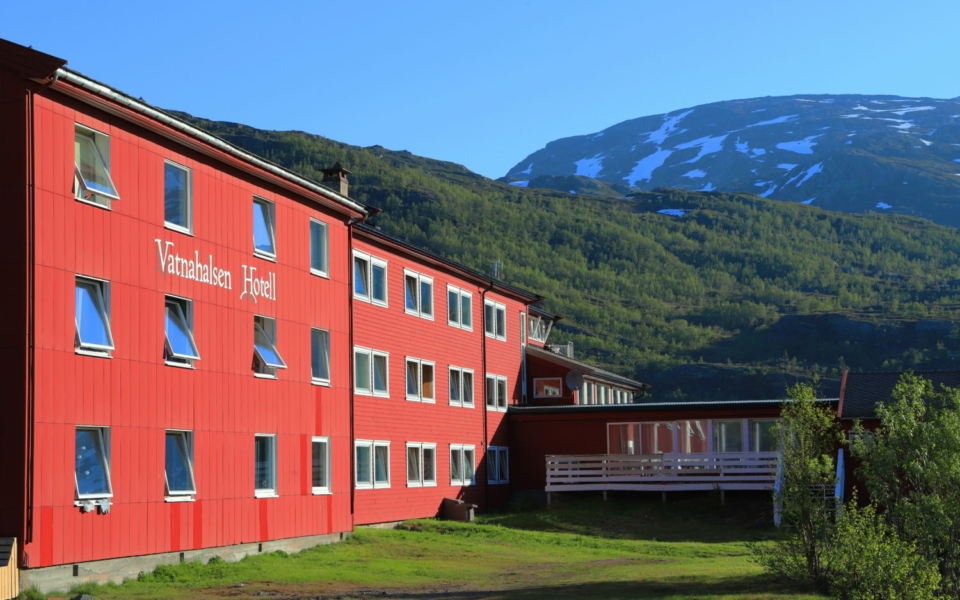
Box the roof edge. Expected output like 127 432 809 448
51 67 369 217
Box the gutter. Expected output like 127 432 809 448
52 68 368 216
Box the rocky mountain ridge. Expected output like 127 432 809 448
503 94 960 227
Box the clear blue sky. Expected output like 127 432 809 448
3 1 959 179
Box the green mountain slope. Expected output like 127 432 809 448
170 111 960 400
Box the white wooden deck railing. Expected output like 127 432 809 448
545 452 778 502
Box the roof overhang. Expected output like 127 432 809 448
527 344 649 390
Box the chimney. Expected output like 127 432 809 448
320 162 351 197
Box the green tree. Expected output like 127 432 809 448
851 374 960 597
823 500 941 600
754 383 842 592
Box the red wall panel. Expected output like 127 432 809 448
23 86 357 567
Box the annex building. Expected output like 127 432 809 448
0 39 804 596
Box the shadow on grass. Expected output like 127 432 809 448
373 573 814 600
482 491 779 545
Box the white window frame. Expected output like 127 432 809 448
450 444 476 486
164 295 200 367
355 440 391 489
253 315 287 377
252 196 277 260
74 124 119 208
485 374 508 412
311 328 331 386
403 269 434 320
405 357 436 403
528 314 552 343
484 299 507 341
352 250 388 307
311 436 331 495
405 442 437 488
533 377 563 399
164 429 197 500
74 426 113 502
75 275 115 357
163 160 192 234
487 446 510 484
354 347 389 397
309 218 329 278
448 366 475 408
446 285 473 331
254 434 278 498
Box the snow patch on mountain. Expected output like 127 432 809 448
509 181 529 187
747 115 798 127
794 163 823 187
624 148 674 186
778 164 799 170
675 134 728 164
518 163 534 175
658 209 689 217
876 202 892 209
644 110 694 145
699 182 717 191
802 198 816 204
574 154 604 178
683 169 706 178
759 184 777 197
776 135 822 154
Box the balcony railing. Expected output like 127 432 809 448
545 451 778 503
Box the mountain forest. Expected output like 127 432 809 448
170 111 960 400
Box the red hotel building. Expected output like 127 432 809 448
1 38 637 594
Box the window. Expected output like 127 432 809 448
74 125 119 207
749 419 778 452
164 161 192 233
355 440 390 489
579 381 595 405
253 315 286 377
713 420 744 453
485 374 508 412
598 385 610 405
450 444 476 486
75 276 114 355
448 367 475 408
254 434 277 497
447 286 473 330
406 442 437 487
353 251 387 306
484 299 506 341
252 197 276 259
311 437 330 494
354 347 389 396
310 219 329 277
404 269 434 319
487 446 509 484
528 314 552 343
405 358 435 403
165 431 196 499
311 328 331 385
534 378 562 398
165 296 200 366
75 427 112 500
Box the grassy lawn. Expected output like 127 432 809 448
33 492 823 600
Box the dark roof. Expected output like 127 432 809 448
526 344 649 390
510 398 837 415
0 37 66 79
354 223 542 302
530 304 562 321
838 370 960 419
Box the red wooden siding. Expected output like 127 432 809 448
350 233 530 523
509 407 783 490
25 85 356 567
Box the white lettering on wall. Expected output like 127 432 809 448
240 265 277 303
155 239 277 302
